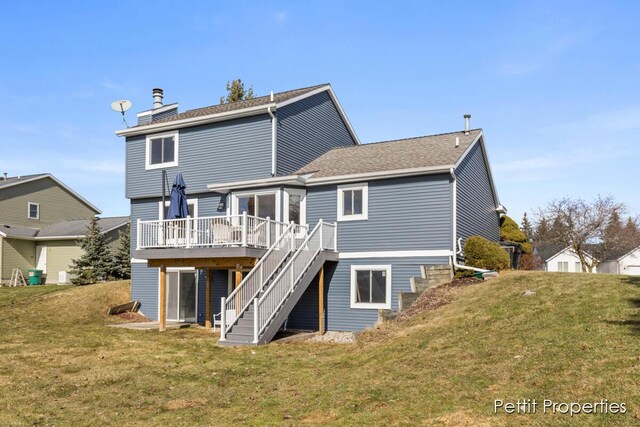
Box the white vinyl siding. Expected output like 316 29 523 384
557 261 569 272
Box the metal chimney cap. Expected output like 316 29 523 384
464 114 471 119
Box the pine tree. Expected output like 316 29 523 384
69 217 114 285
521 212 533 241
534 217 550 244
219 79 254 104
111 224 131 280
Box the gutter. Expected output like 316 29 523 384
268 105 277 176
449 168 489 273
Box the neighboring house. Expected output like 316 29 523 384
536 244 597 273
0 173 129 284
116 84 503 345
598 246 640 275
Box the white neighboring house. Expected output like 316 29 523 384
537 245 598 273
598 246 640 275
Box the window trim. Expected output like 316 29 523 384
158 198 199 219
145 131 179 170
337 183 368 221
27 202 40 220
350 264 392 309
283 188 307 226
230 190 281 221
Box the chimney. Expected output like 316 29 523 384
152 88 164 109
2 172 7 180
464 114 471 135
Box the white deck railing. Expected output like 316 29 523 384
220 222 308 340
136 213 291 250
253 220 337 342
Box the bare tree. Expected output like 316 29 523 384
536 195 624 272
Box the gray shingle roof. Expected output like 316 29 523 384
37 216 130 238
0 224 39 238
0 217 129 239
295 129 482 178
148 84 329 126
0 173 48 189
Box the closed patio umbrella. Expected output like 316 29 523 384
167 172 189 219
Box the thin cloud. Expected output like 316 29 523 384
498 31 590 76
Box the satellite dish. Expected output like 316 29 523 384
111 99 132 113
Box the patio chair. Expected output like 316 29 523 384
210 219 233 245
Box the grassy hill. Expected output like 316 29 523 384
0 272 638 426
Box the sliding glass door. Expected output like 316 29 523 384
165 271 196 322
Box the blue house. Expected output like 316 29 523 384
116 84 504 345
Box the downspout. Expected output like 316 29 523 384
268 105 277 176
449 168 489 273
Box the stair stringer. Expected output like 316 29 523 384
257 252 328 345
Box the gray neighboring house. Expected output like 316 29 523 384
117 84 503 345
599 246 640 275
0 173 129 284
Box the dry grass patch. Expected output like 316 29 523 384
1 273 639 425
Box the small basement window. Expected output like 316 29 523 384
350 265 391 309
146 131 179 169
337 183 368 221
28 202 39 220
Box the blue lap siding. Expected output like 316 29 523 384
276 91 357 176
125 114 273 199
306 175 453 252
455 142 500 244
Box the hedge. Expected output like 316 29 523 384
464 235 511 271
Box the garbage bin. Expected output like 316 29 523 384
27 269 43 285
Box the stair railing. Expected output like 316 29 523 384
253 220 336 342
220 222 305 340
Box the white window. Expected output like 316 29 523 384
159 198 198 219
28 202 39 220
231 190 279 220
284 188 306 226
146 131 179 170
337 183 368 221
350 265 391 309
557 261 569 272
575 262 582 272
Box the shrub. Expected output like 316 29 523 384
464 236 510 271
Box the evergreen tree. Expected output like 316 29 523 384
111 224 131 280
69 217 114 285
521 212 533 241
534 217 551 244
219 79 254 104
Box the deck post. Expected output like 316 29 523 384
319 219 324 249
205 268 212 329
159 265 167 332
266 217 271 247
319 265 325 335
241 211 248 247
186 216 192 248
235 263 242 314
136 218 141 249
220 297 226 340
333 222 338 251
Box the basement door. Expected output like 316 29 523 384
166 270 197 322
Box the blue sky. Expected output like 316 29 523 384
1 1 639 223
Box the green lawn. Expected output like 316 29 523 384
0 272 639 426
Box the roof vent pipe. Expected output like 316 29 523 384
455 137 460 148
2 172 7 180
270 91 274 102
152 88 164 109
464 114 471 135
